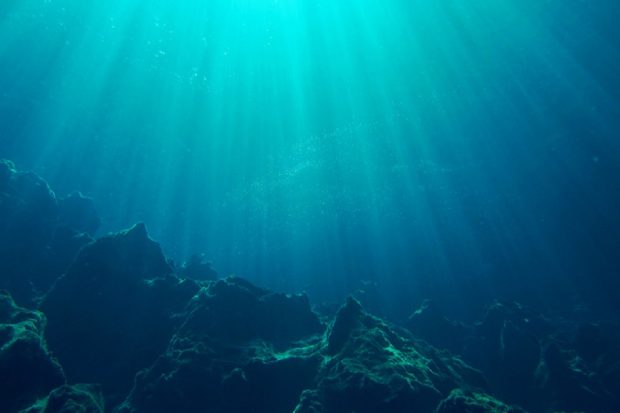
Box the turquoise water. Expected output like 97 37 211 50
1 0 619 313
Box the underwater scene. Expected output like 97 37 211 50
1 1 619 412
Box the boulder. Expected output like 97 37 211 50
310 297 487 413
41 224 200 399
177 277 323 346
117 276 324 413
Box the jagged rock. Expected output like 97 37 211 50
119 340 319 413
408 299 620 413
19 384 104 413
117 277 324 413
537 342 617 413
324 296 366 355
454 302 554 410
41 224 200 399
178 277 323 345
120 293 487 413
315 297 487 413
435 389 527 413
0 160 58 303
0 161 58 247
0 161 99 304
0 290 65 412
1 161 618 413
465 302 552 363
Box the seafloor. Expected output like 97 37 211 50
1 158 618 413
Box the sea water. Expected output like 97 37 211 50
1 0 619 318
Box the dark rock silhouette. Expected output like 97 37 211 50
117 277 323 413
178 276 323 345
41 224 200 400
0 160 59 303
538 341 616 413
300 297 487 413
0 290 65 413
0 160 98 305
407 299 620 413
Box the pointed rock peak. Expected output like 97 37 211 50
58 222 172 282
124 222 149 239
341 296 364 317
326 296 366 355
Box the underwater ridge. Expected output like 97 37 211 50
1 160 619 412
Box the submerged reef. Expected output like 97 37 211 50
0 160 619 412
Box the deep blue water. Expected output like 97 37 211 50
1 0 619 318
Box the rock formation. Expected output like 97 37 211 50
1 161 619 412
